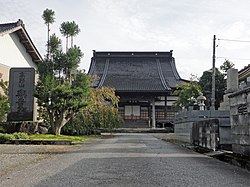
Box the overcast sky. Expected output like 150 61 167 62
1 0 250 79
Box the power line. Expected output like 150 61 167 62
217 56 250 61
218 38 250 43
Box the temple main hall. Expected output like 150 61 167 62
88 51 187 128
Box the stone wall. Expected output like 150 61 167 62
174 110 231 149
1 121 48 134
192 119 219 151
229 88 250 157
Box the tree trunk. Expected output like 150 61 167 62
66 36 69 52
71 36 73 48
52 111 74 135
55 125 62 136
48 111 54 133
47 24 50 58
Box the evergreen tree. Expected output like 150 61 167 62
198 68 226 109
174 76 202 110
60 21 71 51
42 8 55 57
35 9 90 135
220 59 235 75
69 21 80 48
60 21 80 50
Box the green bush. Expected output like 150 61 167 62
62 112 98 135
13 132 29 140
0 123 5 133
0 133 15 143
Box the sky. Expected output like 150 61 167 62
1 0 250 79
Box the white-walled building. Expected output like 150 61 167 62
0 19 42 83
0 19 42 121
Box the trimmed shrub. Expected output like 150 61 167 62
13 132 29 140
62 112 98 135
0 123 5 133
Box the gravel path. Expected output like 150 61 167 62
1 134 249 187
0 144 80 178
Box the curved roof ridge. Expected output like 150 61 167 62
97 58 109 88
169 57 181 80
88 58 96 75
156 59 171 90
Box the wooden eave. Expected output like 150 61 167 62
16 27 43 64
0 24 43 65
238 64 250 82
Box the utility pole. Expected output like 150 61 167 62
211 35 216 110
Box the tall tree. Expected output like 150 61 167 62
42 8 55 58
36 12 89 135
174 76 202 110
60 21 71 51
198 68 226 109
60 21 80 50
220 59 235 75
48 33 62 55
69 21 80 48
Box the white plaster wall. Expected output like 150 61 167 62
0 33 37 69
0 63 10 81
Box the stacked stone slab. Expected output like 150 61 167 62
219 68 238 111
229 88 250 157
174 109 231 149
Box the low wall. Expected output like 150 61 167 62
229 88 250 157
192 119 219 151
1 121 48 134
174 110 231 149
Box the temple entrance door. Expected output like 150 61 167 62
125 105 140 120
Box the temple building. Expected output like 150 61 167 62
88 51 187 128
0 19 42 121
0 19 42 86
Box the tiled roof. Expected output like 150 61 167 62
0 22 18 33
238 64 250 82
0 19 42 64
88 51 185 92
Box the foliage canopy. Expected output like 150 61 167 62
0 80 10 122
35 9 90 135
174 76 202 109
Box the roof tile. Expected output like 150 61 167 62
89 51 184 92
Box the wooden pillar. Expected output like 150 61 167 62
165 96 167 119
152 98 156 128
148 102 151 127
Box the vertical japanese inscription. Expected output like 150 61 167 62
16 72 27 112
8 68 35 121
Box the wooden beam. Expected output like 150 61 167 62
20 40 29 43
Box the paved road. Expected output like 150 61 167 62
1 133 249 187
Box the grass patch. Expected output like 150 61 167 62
29 134 97 142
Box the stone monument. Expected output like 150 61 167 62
7 68 35 121
219 68 238 111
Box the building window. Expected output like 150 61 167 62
141 107 149 119
166 111 175 121
124 105 140 120
118 107 124 117
156 109 165 120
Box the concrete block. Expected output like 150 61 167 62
230 107 238 115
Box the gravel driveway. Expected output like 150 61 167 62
0 144 80 177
